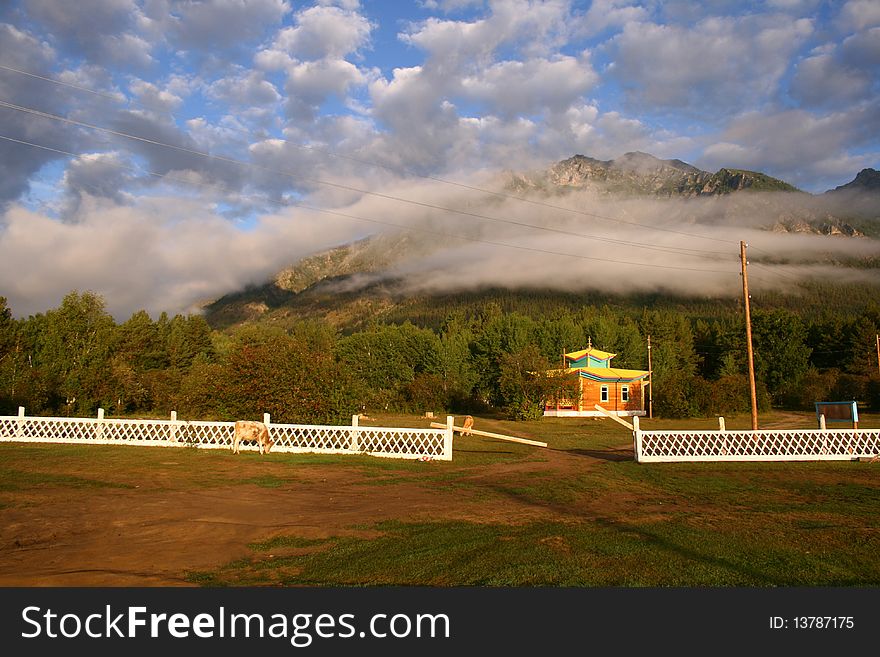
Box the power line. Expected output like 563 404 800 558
0 97 738 263
0 133 740 276
0 61 738 248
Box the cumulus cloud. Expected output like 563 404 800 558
283 59 366 120
254 1 374 123
836 0 880 33
0 24 79 205
129 78 185 112
0 196 364 319
573 0 649 38
166 0 289 51
698 103 880 190
403 0 572 65
22 0 154 67
0 0 877 317
207 69 281 107
108 110 248 191
607 15 814 115
60 151 137 219
300 180 880 302
790 52 872 108
460 53 598 117
272 4 371 60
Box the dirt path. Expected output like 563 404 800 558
0 445 614 586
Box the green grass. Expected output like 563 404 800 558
0 466 135 492
5 410 880 587
184 410 880 587
186 515 880 587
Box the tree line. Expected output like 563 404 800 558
1 291 878 422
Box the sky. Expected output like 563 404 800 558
0 0 878 319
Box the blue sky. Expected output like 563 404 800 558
0 0 878 317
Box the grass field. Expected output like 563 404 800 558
1 410 878 586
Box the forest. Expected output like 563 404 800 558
1 290 879 422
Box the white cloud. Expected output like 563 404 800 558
283 59 365 120
460 53 597 117
0 24 79 204
836 0 880 33
0 197 363 319
697 104 880 190
60 151 136 219
207 69 281 107
789 52 872 107
608 15 814 114
272 4 372 60
840 26 880 66
402 0 573 65
573 0 649 38
167 0 289 50
23 0 154 66
129 78 184 112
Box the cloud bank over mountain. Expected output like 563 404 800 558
0 1 877 317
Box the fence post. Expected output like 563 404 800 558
444 415 454 461
170 410 179 443
263 413 272 447
96 407 105 442
632 414 641 463
718 416 728 455
819 414 826 431
350 414 360 452
16 406 25 440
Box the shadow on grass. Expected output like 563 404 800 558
564 448 633 462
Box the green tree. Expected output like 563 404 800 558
752 309 812 404
115 310 166 371
434 314 479 409
166 314 214 370
640 310 701 417
336 323 439 411
471 312 535 406
34 291 115 415
223 332 358 424
497 345 569 420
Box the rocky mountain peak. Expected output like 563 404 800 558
829 168 880 194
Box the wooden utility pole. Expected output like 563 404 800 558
741 241 758 431
647 334 654 419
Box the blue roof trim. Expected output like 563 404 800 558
578 371 649 382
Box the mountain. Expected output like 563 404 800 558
827 168 880 194
203 153 878 330
203 233 427 328
509 152 799 197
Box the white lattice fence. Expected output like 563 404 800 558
634 427 880 463
0 409 452 461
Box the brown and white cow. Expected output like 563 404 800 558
232 420 274 455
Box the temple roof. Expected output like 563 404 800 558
564 347 616 361
576 367 650 382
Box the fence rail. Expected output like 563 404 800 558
634 424 880 463
0 408 453 461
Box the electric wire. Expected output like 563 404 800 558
0 133 740 275
0 61 738 248
0 97 739 263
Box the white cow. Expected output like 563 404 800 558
232 420 274 455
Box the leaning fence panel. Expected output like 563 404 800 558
634 428 880 462
0 413 452 461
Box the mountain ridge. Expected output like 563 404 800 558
509 152 801 197
203 153 878 329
